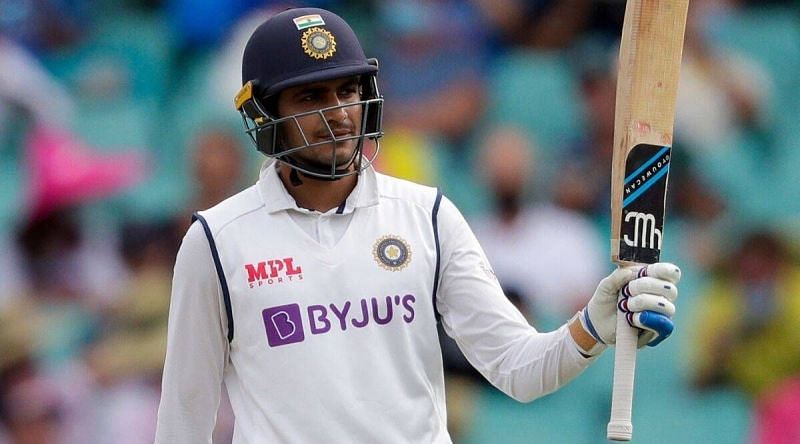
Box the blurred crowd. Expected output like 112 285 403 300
1 0 799 443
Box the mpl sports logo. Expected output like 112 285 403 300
245 258 303 288
261 295 417 347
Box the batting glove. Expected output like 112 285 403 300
575 263 681 356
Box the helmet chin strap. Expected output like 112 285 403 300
281 153 359 186
289 168 304 186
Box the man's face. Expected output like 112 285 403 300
276 76 363 171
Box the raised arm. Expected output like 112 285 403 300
435 196 594 402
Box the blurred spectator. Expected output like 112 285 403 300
469 126 605 325
470 0 530 46
0 353 65 444
86 221 174 385
16 207 113 308
472 0 592 51
79 221 174 444
374 0 488 146
188 126 247 213
0 38 74 136
513 0 591 50
0 269 77 444
668 152 730 270
170 125 249 237
0 232 24 308
553 49 616 218
166 0 264 51
0 0 88 51
689 229 800 400
752 376 800 444
674 0 772 154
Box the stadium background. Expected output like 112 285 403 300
1 0 799 442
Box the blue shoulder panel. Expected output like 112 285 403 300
431 190 443 321
192 212 235 343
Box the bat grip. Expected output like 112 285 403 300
607 289 638 441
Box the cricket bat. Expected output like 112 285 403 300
607 0 689 441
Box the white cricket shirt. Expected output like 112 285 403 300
156 160 595 443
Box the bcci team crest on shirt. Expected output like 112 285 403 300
301 27 337 60
373 235 411 271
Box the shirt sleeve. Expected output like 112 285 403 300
435 196 596 402
155 221 229 443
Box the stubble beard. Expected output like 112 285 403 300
291 139 360 173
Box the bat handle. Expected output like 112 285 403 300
607 289 638 441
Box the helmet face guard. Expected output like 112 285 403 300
234 63 384 180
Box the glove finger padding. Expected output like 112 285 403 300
641 262 682 285
630 311 674 347
619 263 681 347
625 292 676 316
626 276 678 303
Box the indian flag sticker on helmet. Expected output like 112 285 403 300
293 14 325 30
301 27 337 60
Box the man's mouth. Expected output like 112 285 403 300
316 128 354 141
333 129 353 138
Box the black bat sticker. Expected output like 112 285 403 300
618 143 671 264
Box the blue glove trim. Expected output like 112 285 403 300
638 310 674 347
583 307 605 344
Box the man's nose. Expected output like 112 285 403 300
322 96 352 123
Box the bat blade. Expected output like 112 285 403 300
608 0 689 441
610 0 688 265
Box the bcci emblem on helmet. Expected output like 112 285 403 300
373 235 411 271
302 27 336 59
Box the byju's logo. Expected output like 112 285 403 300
262 304 305 347
245 258 303 288
261 295 417 348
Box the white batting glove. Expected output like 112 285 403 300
575 263 681 356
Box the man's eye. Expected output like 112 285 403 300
339 87 358 97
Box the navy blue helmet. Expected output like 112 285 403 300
235 7 384 180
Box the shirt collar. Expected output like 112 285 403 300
256 159 380 214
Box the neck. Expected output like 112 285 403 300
278 163 358 212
